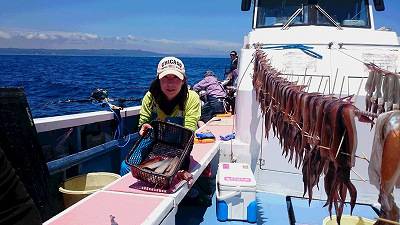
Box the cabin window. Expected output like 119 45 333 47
256 0 370 28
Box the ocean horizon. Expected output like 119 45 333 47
0 55 231 118
0 48 229 58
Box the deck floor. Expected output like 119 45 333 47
176 191 379 225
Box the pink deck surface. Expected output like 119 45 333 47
45 117 234 225
45 191 172 225
105 117 234 195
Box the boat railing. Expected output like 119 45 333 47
281 73 369 97
34 106 141 133
281 73 331 94
46 133 140 175
34 106 141 177
33 106 140 158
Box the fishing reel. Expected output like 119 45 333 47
90 88 109 103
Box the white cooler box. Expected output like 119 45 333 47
216 163 257 223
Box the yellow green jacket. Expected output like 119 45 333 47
139 90 201 131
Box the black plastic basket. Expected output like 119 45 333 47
125 120 194 189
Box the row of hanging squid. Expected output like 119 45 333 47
365 63 400 114
252 50 375 224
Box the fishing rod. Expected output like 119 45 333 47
52 88 142 108
49 88 142 148
87 89 142 146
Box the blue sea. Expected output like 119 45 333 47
0 55 230 118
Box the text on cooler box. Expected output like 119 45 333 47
224 176 252 182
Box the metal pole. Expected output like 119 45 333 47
339 76 345 98
323 79 329 94
303 68 308 84
317 76 324 92
355 77 365 103
331 68 339 94
306 76 313 92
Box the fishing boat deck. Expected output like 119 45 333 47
44 116 235 225
178 192 378 224
44 191 174 225
43 114 379 224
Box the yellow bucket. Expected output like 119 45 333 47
59 172 121 208
323 215 374 225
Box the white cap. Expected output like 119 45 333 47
157 56 185 80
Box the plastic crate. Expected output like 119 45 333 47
125 120 194 189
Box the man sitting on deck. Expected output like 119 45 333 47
193 70 227 127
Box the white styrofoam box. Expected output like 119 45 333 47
216 163 257 223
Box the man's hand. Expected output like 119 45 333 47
139 123 152 136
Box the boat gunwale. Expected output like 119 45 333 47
33 106 141 133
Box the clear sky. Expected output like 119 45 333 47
0 0 399 56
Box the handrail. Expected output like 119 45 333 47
47 133 139 174
34 106 141 133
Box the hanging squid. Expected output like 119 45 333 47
368 110 400 225
252 50 376 225
365 64 400 116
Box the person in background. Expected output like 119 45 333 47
193 70 227 126
0 146 42 225
221 51 239 113
222 50 239 87
229 50 239 73
120 56 200 180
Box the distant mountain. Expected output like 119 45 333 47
0 48 165 57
